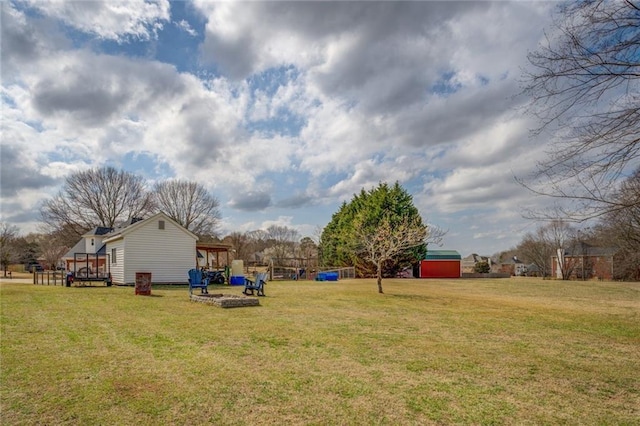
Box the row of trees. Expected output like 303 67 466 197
41 166 222 248
222 227 318 265
511 170 640 280
0 222 68 276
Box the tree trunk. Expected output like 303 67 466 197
377 261 384 294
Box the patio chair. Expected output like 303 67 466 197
188 268 209 294
243 272 267 296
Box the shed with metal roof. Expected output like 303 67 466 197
420 250 461 278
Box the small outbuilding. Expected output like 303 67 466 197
419 250 462 278
104 212 197 285
63 212 200 285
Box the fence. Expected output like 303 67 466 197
316 267 356 280
269 265 356 281
33 271 66 286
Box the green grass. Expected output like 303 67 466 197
1 278 639 425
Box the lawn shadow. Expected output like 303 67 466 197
391 293 437 302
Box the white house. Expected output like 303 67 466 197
63 226 114 277
103 212 197 285
63 212 198 285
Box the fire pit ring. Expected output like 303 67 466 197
189 293 260 308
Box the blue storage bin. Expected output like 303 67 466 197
316 272 338 281
230 276 245 286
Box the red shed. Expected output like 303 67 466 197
420 250 461 278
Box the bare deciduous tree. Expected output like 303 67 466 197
41 167 154 241
549 220 581 280
521 0 640 221
594 168 640 279
266 225 300 263
153 180 221 237
517 228 555 277
225 231 253 262
521 219 580 280
0 222 19 277
36 233 70 270
355 215 428 294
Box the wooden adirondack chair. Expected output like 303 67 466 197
188 268 209 294
243 272 267 296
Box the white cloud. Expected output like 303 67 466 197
23 0 170 42
175 19 197 37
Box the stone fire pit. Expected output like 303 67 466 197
189 293 260 308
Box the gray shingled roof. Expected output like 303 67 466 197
563 242 618 257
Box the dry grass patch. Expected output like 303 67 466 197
1 278 638 424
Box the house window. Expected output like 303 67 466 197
111 248 117 264
159 220 165 230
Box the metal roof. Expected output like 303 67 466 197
424 250 461 260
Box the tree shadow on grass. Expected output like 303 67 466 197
391 293 436 302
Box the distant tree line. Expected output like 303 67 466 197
0 223 68 275
503 171 640 281
221 226 319 266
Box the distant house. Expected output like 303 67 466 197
498 256 527 276
420 250 462 278
461 253 492 273
525 263 542 277
552 243 618 280
63 212 198 285
63 226 114 277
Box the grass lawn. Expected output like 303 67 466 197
1 277 638 425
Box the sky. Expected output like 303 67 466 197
1 0 563 257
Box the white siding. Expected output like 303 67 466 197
121 218 196 284
108 239 126 284
84 237 94 253
83 236 106 254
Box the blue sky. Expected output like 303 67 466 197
1 0 562 256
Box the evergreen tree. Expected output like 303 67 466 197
320 182 428 280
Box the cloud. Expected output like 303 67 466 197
0 144 58 197
22 0 170 42
3 39 244 176
276 193 314 209
176 19 197 37
228 191 272 212
0 3 69 78
32 75 131 127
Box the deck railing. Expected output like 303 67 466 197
33 271 66 286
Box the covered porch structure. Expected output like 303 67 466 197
196 243 233 269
